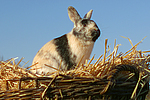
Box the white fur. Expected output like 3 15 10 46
67 33 94 64
67 32 94 65
31 40 61 74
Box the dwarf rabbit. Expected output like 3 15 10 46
31 6 100 75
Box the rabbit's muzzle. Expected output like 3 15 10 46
91 28 100 42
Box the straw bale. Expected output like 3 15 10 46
0 37 150 99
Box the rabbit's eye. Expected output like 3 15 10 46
81 20 88 26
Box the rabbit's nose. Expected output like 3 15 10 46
91 29 100 42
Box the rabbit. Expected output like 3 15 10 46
31 6 100 75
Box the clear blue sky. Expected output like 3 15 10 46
0 1 150 67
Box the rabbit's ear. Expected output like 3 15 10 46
68 6 81 23
84 9 93 19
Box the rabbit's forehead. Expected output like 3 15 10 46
87 21 97 28
77 19 96 27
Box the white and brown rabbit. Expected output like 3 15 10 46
31 6 100 75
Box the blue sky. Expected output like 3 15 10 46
0 1 150 67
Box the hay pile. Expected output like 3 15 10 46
0 38 150 100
